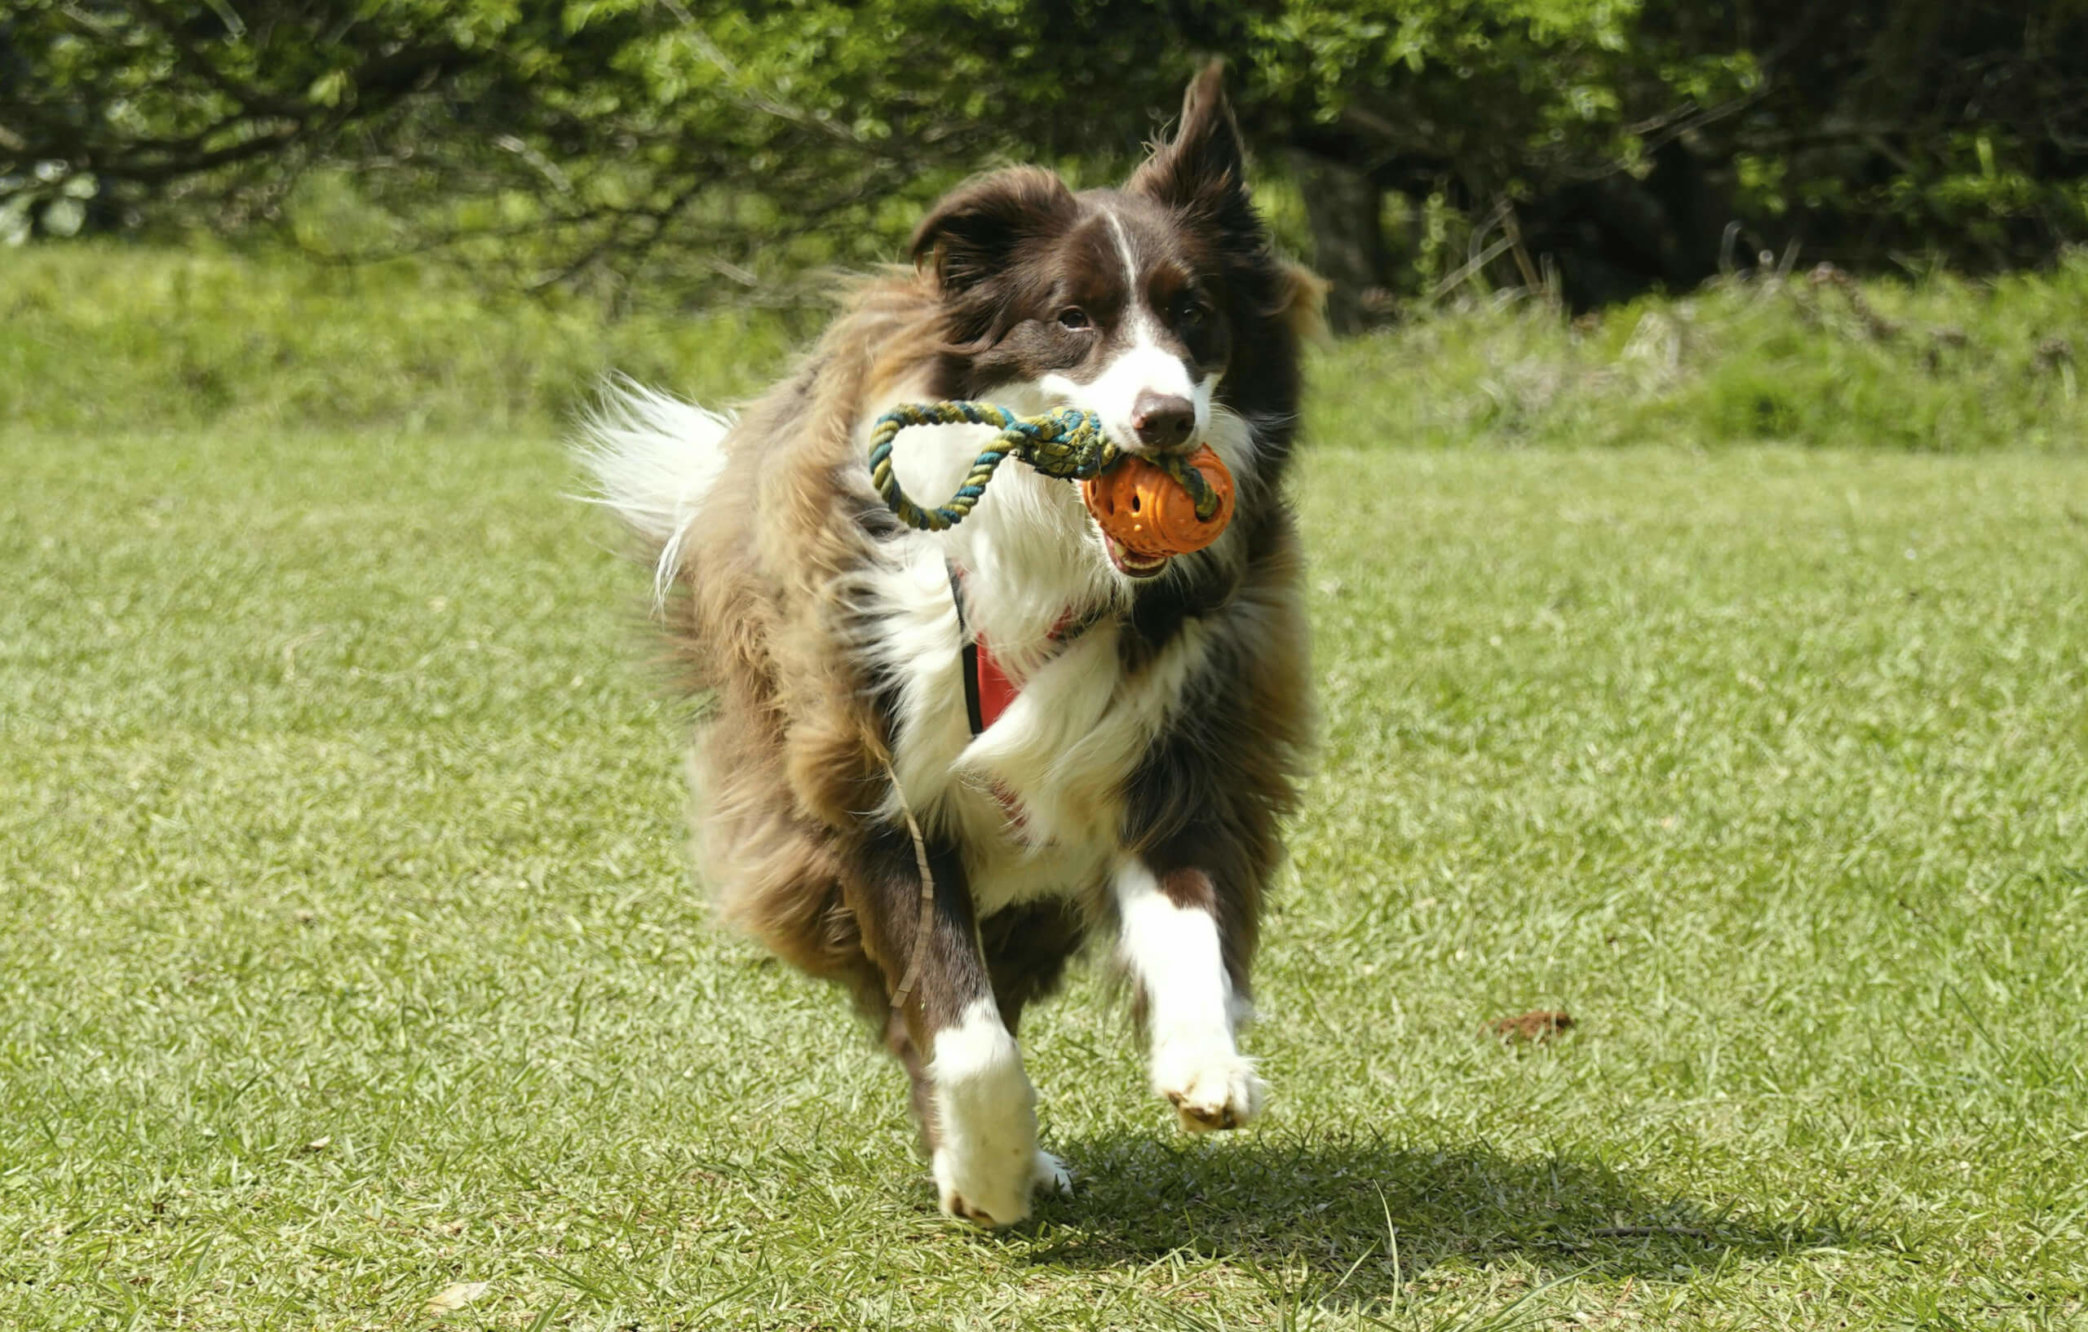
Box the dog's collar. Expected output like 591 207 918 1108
946 562 1102 737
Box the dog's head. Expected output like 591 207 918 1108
911 64 1310 580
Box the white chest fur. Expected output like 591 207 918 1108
859 431 1207 916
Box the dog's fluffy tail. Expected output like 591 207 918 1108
576 377 734 609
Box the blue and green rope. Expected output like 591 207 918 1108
867 400 1220 532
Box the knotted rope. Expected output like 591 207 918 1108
867 400 1220 530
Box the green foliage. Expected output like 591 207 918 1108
0 0 1204 301
1314 253 2088 452
6 244 2080 455
7 2 2083 309
0 244 791 434
1249 0 1666 168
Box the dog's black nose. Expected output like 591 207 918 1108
1131 393 1196 450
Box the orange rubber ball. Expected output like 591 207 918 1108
1081 443 1237 559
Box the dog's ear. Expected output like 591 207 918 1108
911 167 1074 294
1131 60 1249 214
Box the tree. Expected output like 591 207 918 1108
0 2 1026 298
5 1 2083 320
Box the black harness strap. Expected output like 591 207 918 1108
949 563 986 737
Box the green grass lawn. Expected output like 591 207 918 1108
4 249 2087 1328
5 422 2085 1330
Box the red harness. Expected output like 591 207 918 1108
948 564 1094 736
966 633 1021 733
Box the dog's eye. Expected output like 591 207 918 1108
1173 295 1210 327
1057 307 1092 331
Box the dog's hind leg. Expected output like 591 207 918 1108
979 899 1088 1036
849 827 1067 1226
1113 858 1267 1133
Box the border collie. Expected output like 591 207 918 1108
583 64 1317 1226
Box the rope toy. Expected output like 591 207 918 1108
867 400 1234 556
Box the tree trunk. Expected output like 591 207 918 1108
1291 152 1386 335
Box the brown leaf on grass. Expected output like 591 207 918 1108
424 1281 490 1316
1489 1010 1575 1043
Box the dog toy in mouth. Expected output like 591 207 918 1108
1080 443 1236 560
867 400 1235 558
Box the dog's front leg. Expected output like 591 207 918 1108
1114 859 1267 1132
858 828 1067 1226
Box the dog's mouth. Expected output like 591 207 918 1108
1102 532 1171 580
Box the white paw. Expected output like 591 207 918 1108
1032 1148 1074 1198
928 999 1050 1227
1152 1046 1266 1134
933 1143 1071 1226
933 1138 1038 1227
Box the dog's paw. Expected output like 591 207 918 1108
1032 1148 1073 1198
934 1142 1033 1227
927 1000 1046 1226
1153 1048 1266 1134
934 1144 1068 1227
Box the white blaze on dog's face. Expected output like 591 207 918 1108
1033 209 1224 465
910 69 1265 580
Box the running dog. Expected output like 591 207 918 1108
583 63 1316 1225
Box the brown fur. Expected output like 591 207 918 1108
672 281 945 976
612 66 1318 1181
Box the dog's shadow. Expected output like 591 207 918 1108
1020 1129 1858 1309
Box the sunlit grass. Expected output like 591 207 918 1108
1312 256 2088 454
3 251 2086 1328
6 243 2084 453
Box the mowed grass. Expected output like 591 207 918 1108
6 425 2086 1330
4 250 2088 1328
